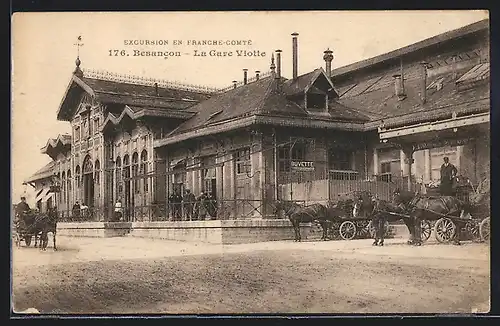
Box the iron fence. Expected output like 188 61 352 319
53 199 306 223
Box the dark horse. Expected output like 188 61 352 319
403 194 471 246
352 190 416 246
39 207 59 251
274 201 336 242
17 210 44 248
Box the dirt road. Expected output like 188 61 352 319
12 236 490 314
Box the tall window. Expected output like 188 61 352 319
94 118 100 135
378 148 401 175
141 150 148 193
67 170 71 209
132 152 139 193
116 156 122 196
329 149 354 171
94 160 100 185
75 165 81 188
59 172 64 204
235 148 251 174
278 143 306 172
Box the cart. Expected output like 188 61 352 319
13 211 39 247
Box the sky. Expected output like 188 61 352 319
11 10 488 205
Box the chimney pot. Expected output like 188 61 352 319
292 33 299 79
243 69 248 85
323 48 334 78
255 70 261 80
275 50 282 79
232 80 237 89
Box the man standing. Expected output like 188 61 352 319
114 197 123 222
16 196 31 216
72 201 81 221
440 157 458 196
183 189 196 221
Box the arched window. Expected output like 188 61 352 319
94 159 101 185
83 155 93 175
116 156 122 196
75 165 81 188
123 154 130 189
67 169 72 209
61 172 65 204
141 150 148 193
132 152 139 193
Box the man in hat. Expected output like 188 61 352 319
16 196 31 219
440 157 458 196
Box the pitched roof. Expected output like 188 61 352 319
56 74 211 121
167 74 368 138
24 161 56 184
167 76 304 136
339 65 490 129
331 19 489 79
282 68 338 97
40 134 71 152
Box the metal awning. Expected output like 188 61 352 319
378 112 490 140
42 191 55 203
35 188 50 202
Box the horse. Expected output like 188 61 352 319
352 191 416 246
17 210 44 248
39 208 59 251
273 200 335 242
405 194 471 246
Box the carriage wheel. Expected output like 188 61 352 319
339 221 357 240
329 222 341 240
420 220 432 242
368 221 390 239
434 218 456 243
24 235 32 247
479 217 490 243
465 219 481 242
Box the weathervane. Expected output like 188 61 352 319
74 35 84 58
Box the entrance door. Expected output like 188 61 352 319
83 173 94 207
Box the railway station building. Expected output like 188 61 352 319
24 19 490 225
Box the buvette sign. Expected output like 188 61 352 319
291 161 314 171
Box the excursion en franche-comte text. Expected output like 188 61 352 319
108 39 266 59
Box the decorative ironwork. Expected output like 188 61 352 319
82 68 221 94
218 71 272 93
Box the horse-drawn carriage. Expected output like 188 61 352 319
13 210 41 247
412 176 490 244
13 208 58 250
325 192 391 241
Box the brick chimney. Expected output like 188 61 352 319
323 48 333 79
392 74 406 100
275 50 282 79
243 69 248 85
270 53 276 76
255 70 260 80
292 32 299 79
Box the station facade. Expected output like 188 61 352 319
24 19 490 221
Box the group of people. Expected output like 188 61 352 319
168 189 217 221
71 201 91 220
